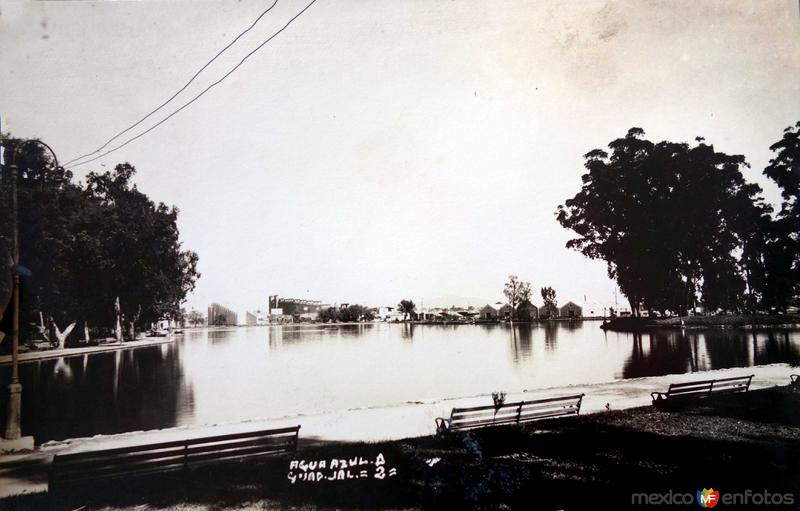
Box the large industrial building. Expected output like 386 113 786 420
268 295 323 316
208 303 238 326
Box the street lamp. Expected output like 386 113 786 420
2 138 60 449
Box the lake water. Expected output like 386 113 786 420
1 322 799 443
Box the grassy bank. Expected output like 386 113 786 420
3 386 799 510
603 314 800 332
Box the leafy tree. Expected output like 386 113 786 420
185 309 205 326
0 135 199 347
540 286 558 318
760 121 800 310
557 128 766 316
317 304 375 323
337 304 374 322
397 299 416 321
503 274 532 319
1 136 92 346
85 164 199 339
318 307 339 323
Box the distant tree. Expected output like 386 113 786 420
557 128 765 316
397 299 416 321
185 309 205 326
317 307 339 323
503 275 532 319
336 304 374 322
540 286 558 318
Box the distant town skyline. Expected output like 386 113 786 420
2 0 798 316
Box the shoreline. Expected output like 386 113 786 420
601 314 800 332
0 336 177 366
0 363 794 499
2 383 798 509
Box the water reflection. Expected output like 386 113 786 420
0 323 798 443
0 343 192 443
622 329 800 379
543 322 559 351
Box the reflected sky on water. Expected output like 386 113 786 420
1 322 798 442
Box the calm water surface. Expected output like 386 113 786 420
1 322 799 442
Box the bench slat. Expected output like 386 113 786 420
441 394 584 432
653 375 753 406
50 425 301 495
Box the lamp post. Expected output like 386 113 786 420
2 138 59 448
3 160 21 442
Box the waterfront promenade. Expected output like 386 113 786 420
0 363 794 498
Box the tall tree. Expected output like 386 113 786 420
760 121 800 311
540 286 557 318
503 274 532 319
397 299 416 321
85 164 200 339
1 135 199 347
557 128 766 316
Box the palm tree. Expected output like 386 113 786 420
398 299 416 321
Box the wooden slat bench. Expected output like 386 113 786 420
49 425 300 498
435 394 584 433
651 375 754 407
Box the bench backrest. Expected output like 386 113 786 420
50 425 300 490
447 394 584 431
667 375 753 399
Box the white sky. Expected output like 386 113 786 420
1 0 799 317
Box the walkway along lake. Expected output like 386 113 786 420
1 322 798 443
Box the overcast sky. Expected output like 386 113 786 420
1 0 799 316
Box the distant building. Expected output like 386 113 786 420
559 301 583 318
377 306 405 322
268 295 323 317
208 303 237 326
516 300 539 320
479 303 511 320
539 304 559 319
245 311 258 326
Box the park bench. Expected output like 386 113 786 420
650 375 754 407
435 394 585 433
49 425 300 498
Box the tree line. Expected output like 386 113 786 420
0 135 200 348
556 123 800 317
503 274 560 319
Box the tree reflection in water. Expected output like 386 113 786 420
0 344 193 443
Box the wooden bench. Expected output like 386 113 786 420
49 425 300 498
651 375 754 407
435 394 584 433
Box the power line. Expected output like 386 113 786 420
68 0 318 171
64 0 281 167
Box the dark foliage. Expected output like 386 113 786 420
0 135 199 345
557 128 774 316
